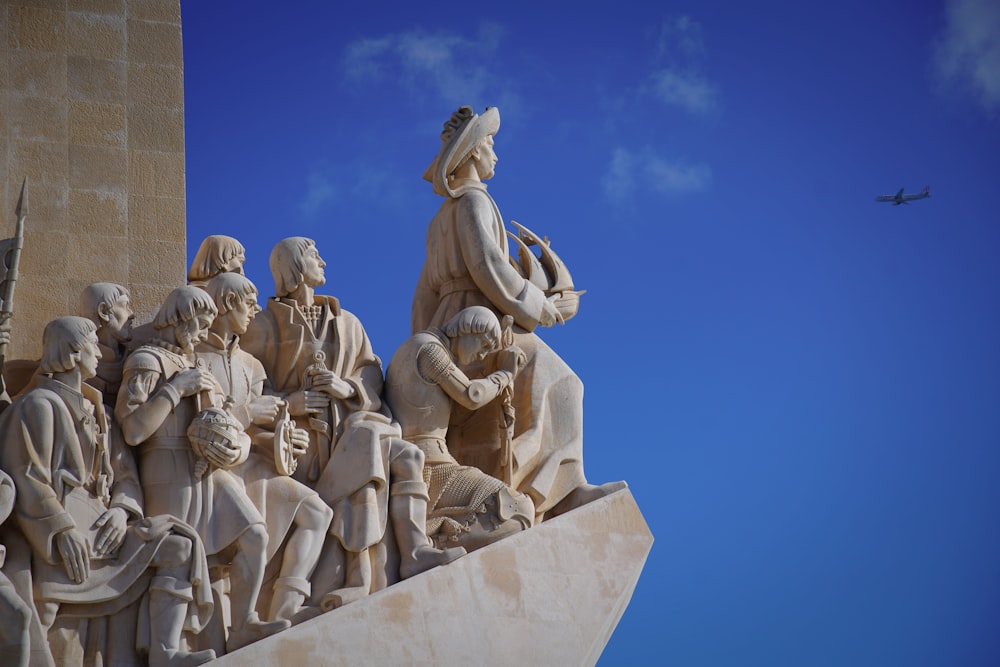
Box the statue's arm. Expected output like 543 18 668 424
417 343 512 410
115 355 178 446
456 193 547 331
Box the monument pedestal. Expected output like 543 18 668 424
213 488 652 666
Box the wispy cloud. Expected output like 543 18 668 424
342 23 512 105
603 147 712 200
650 70 719 115
645 15 720 116
655 15 706 60
299 164 339 218
933 0 1000 114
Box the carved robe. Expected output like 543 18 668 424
116 344 264 555
193 332 317 562
0 377 212 639
242 296 393 552
412 184 586 515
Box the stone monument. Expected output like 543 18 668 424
0 2 652 665
1 0 187 361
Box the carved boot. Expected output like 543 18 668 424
225 613 290 654
391 481 466 580
147 576 216 667
547 480 629 519
268 576 322 625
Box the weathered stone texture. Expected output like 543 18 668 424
0 0 186 360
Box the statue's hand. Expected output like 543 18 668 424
248 395 283 425
289 428 310 457
497 345 527 376
287 389 328 416
550 291 580 321
308 369 356 400
171 368 215 398
205 435 243 468
539 298 565 328
57 528 91 584
93 507 128 556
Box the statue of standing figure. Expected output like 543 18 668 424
115 287 290 653
414 106 625 520
241 237 464 607
195 272 333 624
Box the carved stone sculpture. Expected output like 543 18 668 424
415 106 626 519
241 238 464 607
0 468 31 667
195 273 333 624
79 283 136 410
385 306 534 551
188 236 247 288
114 287 290 653
0 317 215 667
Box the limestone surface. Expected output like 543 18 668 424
211 488 652 667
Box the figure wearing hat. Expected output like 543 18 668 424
414 106 625 520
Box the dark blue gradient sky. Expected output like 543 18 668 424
180 1 1000 664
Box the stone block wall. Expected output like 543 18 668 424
0 0 185 360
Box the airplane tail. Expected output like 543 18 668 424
922 185 930 197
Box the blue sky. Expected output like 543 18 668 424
180 1 1000 664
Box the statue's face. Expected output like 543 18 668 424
222 251 246 275
105 297 135 343
301 246 326 288
473 135 498 181
455 332 493 365
78 333 102 380
228 293 260 336
176 312 214 352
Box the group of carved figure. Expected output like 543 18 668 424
0 106 624 666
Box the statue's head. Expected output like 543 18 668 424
188 235 246 283
79 282 134 343
205 272 261 336
40 316 99 379
441 306 502 365
153 286 218 352
423 106 500 198
270 237 326 297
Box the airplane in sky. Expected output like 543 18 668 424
876 185 931 205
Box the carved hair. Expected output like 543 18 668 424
153 286 218 331
205 272 258 314
40 316 97 374
441 306 501 346
270 237 316 297
188 235 246 283
79 282 129 324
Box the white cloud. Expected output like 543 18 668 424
603 147 712 201
650 69 719 114
933 0 1000 114
644 15 720 116
342 23 510 104
299 165 338 218
656 15 706 60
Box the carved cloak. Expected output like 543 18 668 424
412 185 587 515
